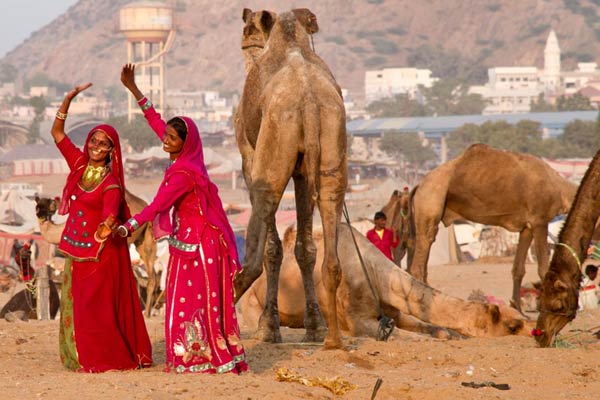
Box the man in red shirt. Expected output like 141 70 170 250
366 211 399 261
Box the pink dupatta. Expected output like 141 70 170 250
154 117 239 265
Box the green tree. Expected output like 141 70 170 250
558 119 599 157
420 79 486 116
447 120 545 157
530 93 556 112
513 120 544 155
446 123 480 159
28 95 48 144
107 115 156 152
380 131 436 166
555 92 595 111
366 93 429 117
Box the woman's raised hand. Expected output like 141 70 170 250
121 63 137 90
65 83 92 101
121 63 144 100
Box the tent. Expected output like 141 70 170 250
0 188 38 234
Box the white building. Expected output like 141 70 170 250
167 90 233 123
469 67 541 114
470 29 600 114
365 67 438 104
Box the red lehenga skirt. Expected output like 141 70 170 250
163 226 247 374
59 236 153 372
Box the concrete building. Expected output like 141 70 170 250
470 67 541 114
470 30 600 114
365 67 438 104
166 90 233 123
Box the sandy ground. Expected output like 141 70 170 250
1 261 600 400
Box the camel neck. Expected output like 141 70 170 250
553 151 600 274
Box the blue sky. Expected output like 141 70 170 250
0 0 79 58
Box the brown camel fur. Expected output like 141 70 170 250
381 187 413 267
240 224 535 339
407 144 577 311
34 191 158 317
234 8 347 349
535 149 600 347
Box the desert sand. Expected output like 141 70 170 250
1 260 600 400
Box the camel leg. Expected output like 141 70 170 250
393 244 407 268
293 173 327 342
409 216 439 283
317 175 346 349
137 227 158 317
533 225 550 280
511 227 534 311
255 221 283 343
234 193 269 302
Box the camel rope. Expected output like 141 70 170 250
555 242 582 271
342 202 395 341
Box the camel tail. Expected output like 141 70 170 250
303 99 321 205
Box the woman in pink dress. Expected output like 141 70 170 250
51 83 153 372
119 64 247 374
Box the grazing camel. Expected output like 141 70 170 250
240 224 535 339
381 187 413 267
407 144 577 311
34 191 159 317
535 150 600 347
234 8 347 348
0 242 60 321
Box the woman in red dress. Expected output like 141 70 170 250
51 83 153 372
118 64 247 374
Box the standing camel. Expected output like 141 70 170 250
408 144 576 311
535 150 600 347
34 191 158 317
234 8 347 349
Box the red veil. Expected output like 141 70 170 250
58 124 130 222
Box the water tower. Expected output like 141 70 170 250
119 2 175 121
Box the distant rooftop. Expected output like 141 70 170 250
347 111 598 138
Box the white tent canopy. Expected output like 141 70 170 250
0 188 38 234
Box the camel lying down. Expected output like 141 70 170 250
239 224 535 339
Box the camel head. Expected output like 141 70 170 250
12 241 33 282
465 301 536 338
241 8 276 73
534 269 579 347
34 195 59 222
382 188 411 232
381 187 413 263
240 8 319 73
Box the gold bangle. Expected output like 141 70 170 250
55 110 67 120
93 231 107 243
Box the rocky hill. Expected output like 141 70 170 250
2 0 600 104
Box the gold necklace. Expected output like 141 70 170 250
82 164 108 187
